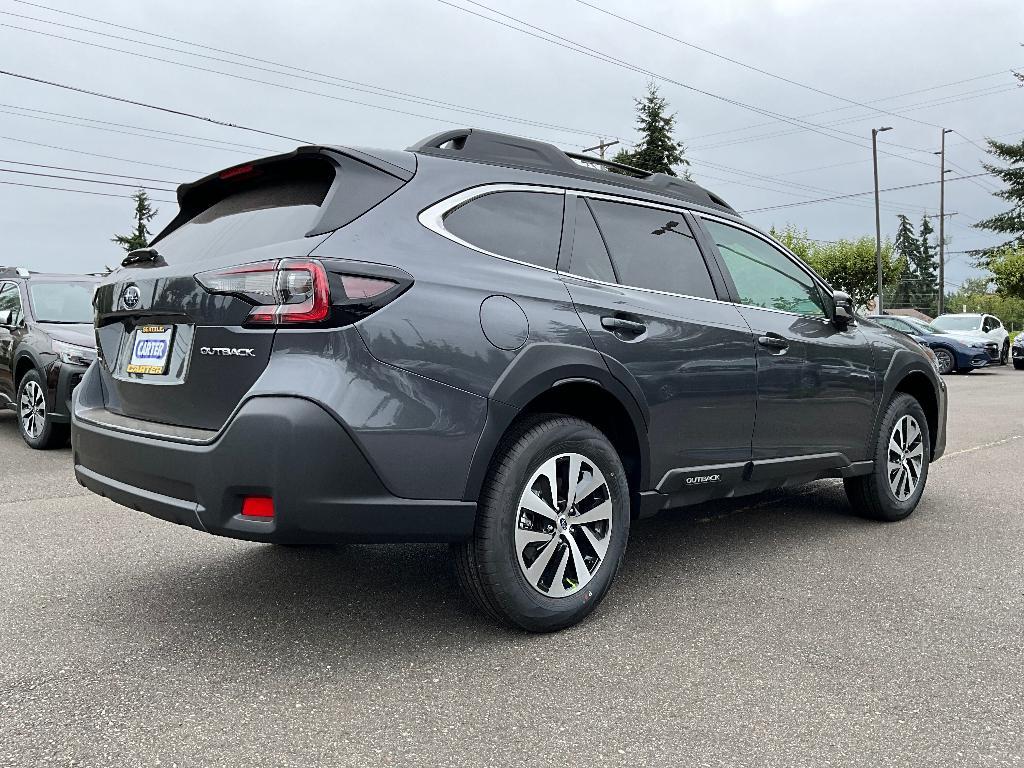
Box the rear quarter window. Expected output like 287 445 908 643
443 191 563 270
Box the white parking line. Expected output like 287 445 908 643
942 434 1024 459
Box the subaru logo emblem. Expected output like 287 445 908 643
121 285 141 310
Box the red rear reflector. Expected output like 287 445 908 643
241 496 274 518
219 164 255 180
340 274 396 299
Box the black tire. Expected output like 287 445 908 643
1014 360 1024 371
999 341 1009 365
933 346 955 375
453 414 631 632
16 369 69 450
844 393 930 522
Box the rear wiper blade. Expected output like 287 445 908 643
121 247 162 267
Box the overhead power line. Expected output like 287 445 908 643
0 106 269 155
0 68 310 144
742 172 996 214
574 0 943 130
0 166 175 191
0 178 175 202
0 159 184 185
0 133 203 173
435 0 962 171
7 0 611 139
0 102 274 152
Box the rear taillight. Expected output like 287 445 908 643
196 258 331 326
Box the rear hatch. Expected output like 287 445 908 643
93 146 413 431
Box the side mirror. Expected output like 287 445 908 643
832 290 855 329
0 309 11 326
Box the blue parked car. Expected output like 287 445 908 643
868 315 991 375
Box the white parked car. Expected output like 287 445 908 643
931 313 1011 365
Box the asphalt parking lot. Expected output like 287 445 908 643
2 368 1022 767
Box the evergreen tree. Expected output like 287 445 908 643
973 137 1024 261
887 215 920 310
613 82 691 179
112 190 158 253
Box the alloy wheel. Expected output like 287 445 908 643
887 415 924 502
514 452 614 598
19 380 46 440
934 348 954 375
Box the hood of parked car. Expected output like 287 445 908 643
37 323 96 348
934 329 990 345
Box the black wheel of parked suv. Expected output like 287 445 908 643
999 341 1009 365
844 394 930 522
453 415 631 632
17 369 69 450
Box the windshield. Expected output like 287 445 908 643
29 281 95 323
932 315 983 332
905 318 944 335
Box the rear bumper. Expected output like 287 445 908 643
72 388 476 544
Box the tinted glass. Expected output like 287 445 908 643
567 198 616 283
0 282 23 324
703 220 827 317
444 191 563 269
29 281 95 323
588 200 716 299
156 177 331 265
905 318 943 334
932 315 983 331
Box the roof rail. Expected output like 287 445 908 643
407 128 735 213
0 266 30 278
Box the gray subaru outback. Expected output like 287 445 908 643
72 129 947 631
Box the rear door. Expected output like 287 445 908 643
560 194 757 495
696 216 876 466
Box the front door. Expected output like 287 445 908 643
697 217 877 466
561 196 757 495
0 282 22 403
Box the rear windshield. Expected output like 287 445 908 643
154 174 332 264
932 315 982 331
29 281 95 323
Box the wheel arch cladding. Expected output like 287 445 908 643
893 371 939 455
14 352 37 389
463 342 650 504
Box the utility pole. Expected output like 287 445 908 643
935 128 954 316
582 138 619 160
872 126 892 313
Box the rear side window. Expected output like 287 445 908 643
443 191 563 270
587 200 716 299
567 198 616 283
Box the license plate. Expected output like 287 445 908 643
126 325 174 375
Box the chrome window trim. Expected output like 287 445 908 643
416 182 826 316
694 211 834 321
417 183 565 274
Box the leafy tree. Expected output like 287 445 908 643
988 246 1024 300
112 189 158 253
973 137 1024 260
944 275 1024 331
770 225 903 309
613 82 691 179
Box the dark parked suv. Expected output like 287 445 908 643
1 267 98 448
72 129 947 631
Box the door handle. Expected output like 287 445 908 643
757 333 789 351
601 316 647 335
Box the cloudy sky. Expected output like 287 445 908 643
1 0 1021 291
